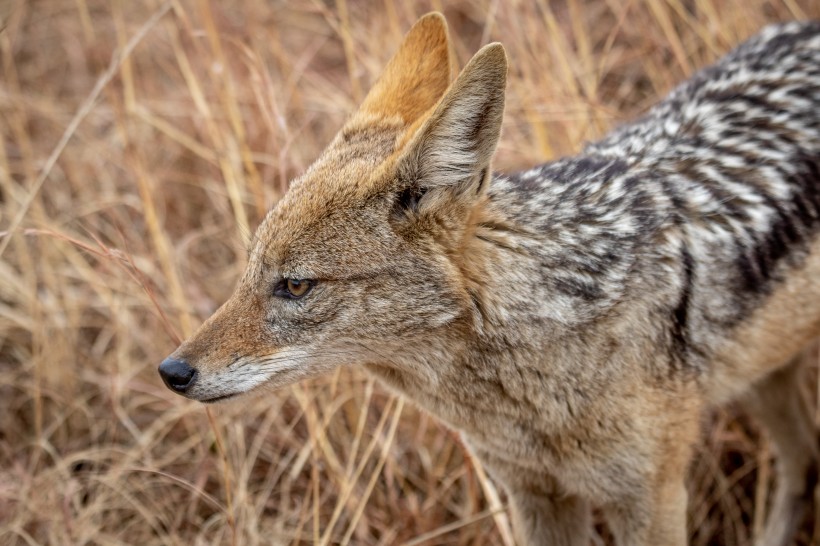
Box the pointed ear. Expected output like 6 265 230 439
355 12 454 125
395 43 507 215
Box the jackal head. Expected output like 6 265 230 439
158 13 507 402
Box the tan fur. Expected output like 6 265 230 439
356 12 454 126
709 237 820 403
160 15 820 545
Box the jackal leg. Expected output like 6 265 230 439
603 480 688 546
506 481 590 546
473 448 590 546
742 356 819 546
601 398 699 546
602 468 689 546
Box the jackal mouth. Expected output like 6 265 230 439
200 392 241 404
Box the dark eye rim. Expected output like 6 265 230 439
273 278 316 299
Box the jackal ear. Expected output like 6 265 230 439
395 43 507 215
355 12 454 125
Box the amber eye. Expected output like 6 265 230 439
287 279 310 297
274 278 315 299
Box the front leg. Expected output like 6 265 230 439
472 447 590 546
509 482 590 546
603 479 688 546
601 403 699 546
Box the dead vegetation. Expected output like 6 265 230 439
1 1 819 544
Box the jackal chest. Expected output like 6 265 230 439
457 412 647 503
366 356 648 499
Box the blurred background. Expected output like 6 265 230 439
1 1 819 544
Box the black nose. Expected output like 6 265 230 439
158 358 197 393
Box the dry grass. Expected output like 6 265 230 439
1 1 820 544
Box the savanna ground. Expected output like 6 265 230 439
2 1 820 544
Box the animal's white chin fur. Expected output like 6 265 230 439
185 370 267 402
189 376 280 404
187 351 316 402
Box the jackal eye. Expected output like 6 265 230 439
274 278 315 299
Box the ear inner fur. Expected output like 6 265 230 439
388 44 507 227
395 43 507 214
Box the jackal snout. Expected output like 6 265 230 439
157 292 290 403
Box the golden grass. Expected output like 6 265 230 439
1 1 819 544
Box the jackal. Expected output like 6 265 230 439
158 13 820 545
